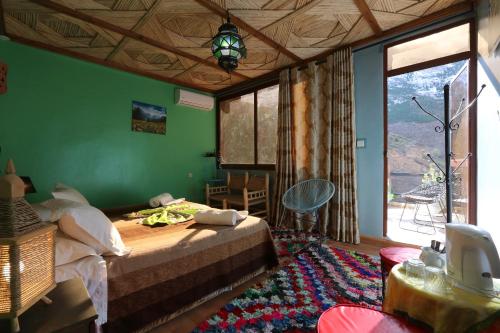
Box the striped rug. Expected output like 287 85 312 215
192 231 383 333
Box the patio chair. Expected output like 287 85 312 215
279 179 335 248
398 182 445 235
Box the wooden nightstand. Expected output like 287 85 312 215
0 278 97 333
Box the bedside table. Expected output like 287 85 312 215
0 278 97 333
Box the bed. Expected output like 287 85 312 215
56 255 108 325
93 205 278 332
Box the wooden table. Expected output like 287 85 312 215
383 264 500 333
0 278 97 333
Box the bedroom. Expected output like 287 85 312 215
0 0 499 332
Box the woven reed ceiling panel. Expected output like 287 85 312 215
1 0 468 91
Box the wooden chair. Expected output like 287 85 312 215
205 172 270 219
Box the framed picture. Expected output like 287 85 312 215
131 101 166 135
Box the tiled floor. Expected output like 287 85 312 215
386 202 467 246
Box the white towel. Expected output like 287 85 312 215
194 209 248 226
149 193 174 208
163 198 185 206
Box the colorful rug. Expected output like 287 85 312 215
193 231 383 333
271 229 319 258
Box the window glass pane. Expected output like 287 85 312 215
386 60 468 245
387 24 470 71
450 63 470 223
220 93 254 164
257 85 279 164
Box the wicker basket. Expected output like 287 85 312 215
0 198 44 237
0 224 57 317
0 160 57 331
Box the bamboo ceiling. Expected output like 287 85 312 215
1 0 469 92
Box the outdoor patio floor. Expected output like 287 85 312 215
386 202 459 247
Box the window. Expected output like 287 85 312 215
219 84 279 168
387 24 470 72
220 93 255 164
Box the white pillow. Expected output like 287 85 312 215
194 209 248 226
41 199 86 222
55 232 97 266
58 206 130 256
31 203 52 222
52 183 89 205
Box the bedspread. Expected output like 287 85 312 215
55 255 108 326
104 213 279 332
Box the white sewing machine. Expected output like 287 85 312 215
446 224 500 296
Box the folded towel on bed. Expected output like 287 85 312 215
163 198 185 206
149 193 174 207
194 209 248 226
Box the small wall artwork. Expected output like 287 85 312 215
131 101 166 135
0 61 7 94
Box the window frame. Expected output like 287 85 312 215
382 18 478 237
216 80 279 170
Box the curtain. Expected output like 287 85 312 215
273 47 359 244
330 48 359 244
271 69 295 226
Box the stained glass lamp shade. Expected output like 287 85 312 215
211 17 246 72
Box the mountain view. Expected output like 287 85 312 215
388 60 468 196
131 100 167 135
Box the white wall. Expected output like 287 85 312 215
476 0 500 248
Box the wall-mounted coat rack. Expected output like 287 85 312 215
412 83 486 223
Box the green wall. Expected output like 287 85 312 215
0 40 216 208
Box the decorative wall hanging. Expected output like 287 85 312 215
211 15 246 73
0 61 7 94
131 101 167 135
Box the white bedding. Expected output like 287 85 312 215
55 255 108 325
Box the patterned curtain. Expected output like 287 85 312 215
330 48 359 244
273 47 359 244
271 69 295 226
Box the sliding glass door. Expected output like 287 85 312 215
384 21 475 246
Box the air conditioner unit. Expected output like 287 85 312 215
175 88 214 111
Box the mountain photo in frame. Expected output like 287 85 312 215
131 101 167 135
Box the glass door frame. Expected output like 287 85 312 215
383 18 478 237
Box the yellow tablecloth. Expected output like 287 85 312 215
383 264 500 333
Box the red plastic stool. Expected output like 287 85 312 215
317 305 429 333
380 247 421 294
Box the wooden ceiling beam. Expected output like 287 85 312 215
192 0 302 62
352 0 382 34
216 1 473 96
30 0 249 80
7 33 215 93
106 0 164 61
257 0 324 37
290 1 473 67
350 1 473 49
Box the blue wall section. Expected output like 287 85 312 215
353 14 472 237
354 45 385 237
